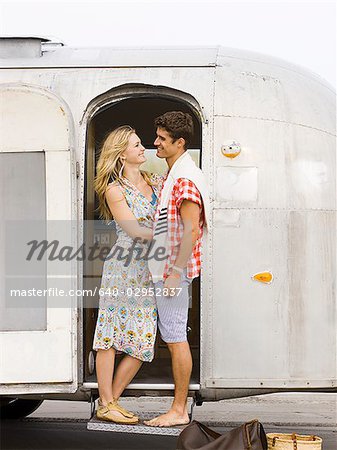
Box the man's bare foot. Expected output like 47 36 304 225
144 410 190 427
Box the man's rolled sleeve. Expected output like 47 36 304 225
174 178 202 210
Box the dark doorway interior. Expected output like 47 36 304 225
84 95 201 388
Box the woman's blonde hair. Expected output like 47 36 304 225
94 125 153 221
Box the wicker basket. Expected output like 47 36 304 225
267 433 322 450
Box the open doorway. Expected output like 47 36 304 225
83 94 202 388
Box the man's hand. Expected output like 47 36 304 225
163 274 182 297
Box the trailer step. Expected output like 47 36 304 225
87 414 187 436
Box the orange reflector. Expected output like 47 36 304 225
222 150 241 159
252 271 273 284
221 141 241 159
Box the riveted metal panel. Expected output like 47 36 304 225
214 60 335 136
0 46 219 68
0 85 71 152
207 208 335 388
213 117 336 211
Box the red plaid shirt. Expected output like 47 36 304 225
155 177 204 280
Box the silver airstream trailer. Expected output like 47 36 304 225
0 37 335 420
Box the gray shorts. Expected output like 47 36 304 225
155 271 192 343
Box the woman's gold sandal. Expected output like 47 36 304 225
110 398 138 419
96 399 138 424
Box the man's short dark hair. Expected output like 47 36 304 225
154 111 194 149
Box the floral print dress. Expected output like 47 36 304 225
92 173 162 362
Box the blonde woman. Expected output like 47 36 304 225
92 125 162 424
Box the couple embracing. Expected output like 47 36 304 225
92 111 209 427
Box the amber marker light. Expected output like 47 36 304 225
252 271 273 284
221 141 241 158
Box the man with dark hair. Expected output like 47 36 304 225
154 110 194 149
146 111 209 427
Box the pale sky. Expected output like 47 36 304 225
0 0 336 88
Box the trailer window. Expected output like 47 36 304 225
0 152 47 331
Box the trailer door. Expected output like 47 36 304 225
0 85 78 394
